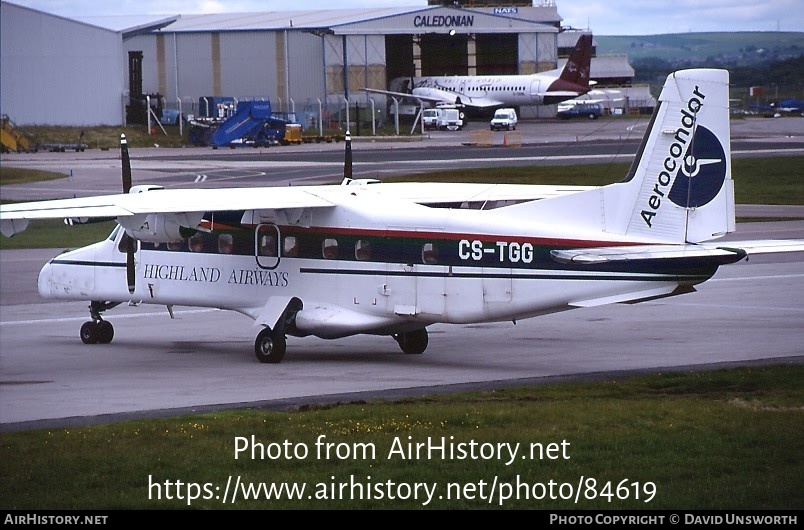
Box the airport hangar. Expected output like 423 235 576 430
1 1 638 127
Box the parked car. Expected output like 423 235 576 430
556 102 603 120
489 108 518 131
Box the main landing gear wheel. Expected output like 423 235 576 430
80 320 114 344
254 326 286 364
393 328 428 355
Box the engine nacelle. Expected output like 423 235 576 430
118 212 205 243
289 306 401 339
0 218 30 238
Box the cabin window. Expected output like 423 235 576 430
167 240 183 251
218 233 234 254
189 233 205 252
258 233 276 256
355 239 372 261
422 243 439 265
322 238 338 259
282 236 299 257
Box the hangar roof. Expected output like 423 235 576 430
77 6 558 36
74 15 179 39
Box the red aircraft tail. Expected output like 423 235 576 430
558 33 592 88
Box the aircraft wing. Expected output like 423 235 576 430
0 181 593 235
550 240 804 265
536 90 587 99
364 88 502 108
364 87 442 104
366 182 593 205
0 186 336 236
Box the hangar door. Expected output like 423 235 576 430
474 34 518 75
384 33 520 79
324 34 386 95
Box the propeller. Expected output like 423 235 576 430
121 133 132 193
120 134 136 294
343 130 352 180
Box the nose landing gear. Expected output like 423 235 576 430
80 301 120 344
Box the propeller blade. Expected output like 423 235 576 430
343 131 352 179
127 244 136 295
120 133 132 194
121 134 135 293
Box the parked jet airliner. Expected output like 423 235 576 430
2 68 803 363
366 33 593 109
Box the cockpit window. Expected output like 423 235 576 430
107 225 121 241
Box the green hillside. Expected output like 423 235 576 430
595 31 803 62
594 32 804 95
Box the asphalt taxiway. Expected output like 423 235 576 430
1 118 802 431
1 221 802 431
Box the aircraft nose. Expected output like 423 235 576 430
37 261 55 298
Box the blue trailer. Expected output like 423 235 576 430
206 100 300 148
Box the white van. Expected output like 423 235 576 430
489 108 518 131
423 107 465 131
422 109 440 130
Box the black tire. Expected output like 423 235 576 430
97 320 114 344
394 328 428 355
80 321 98 344
254 327 286 363
589 113 597 120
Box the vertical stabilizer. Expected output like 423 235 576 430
618 69 734 243
558 33 592 87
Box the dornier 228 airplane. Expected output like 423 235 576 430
2 68 803 364
365 33 593 109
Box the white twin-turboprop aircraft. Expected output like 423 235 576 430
2 69 803 363
367 33 593 109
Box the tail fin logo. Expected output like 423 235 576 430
667 125 726 208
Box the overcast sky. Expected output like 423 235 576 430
8 0 803 35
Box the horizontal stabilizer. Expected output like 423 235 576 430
711 239 804 255
551 239 804 266
550 244 747 265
